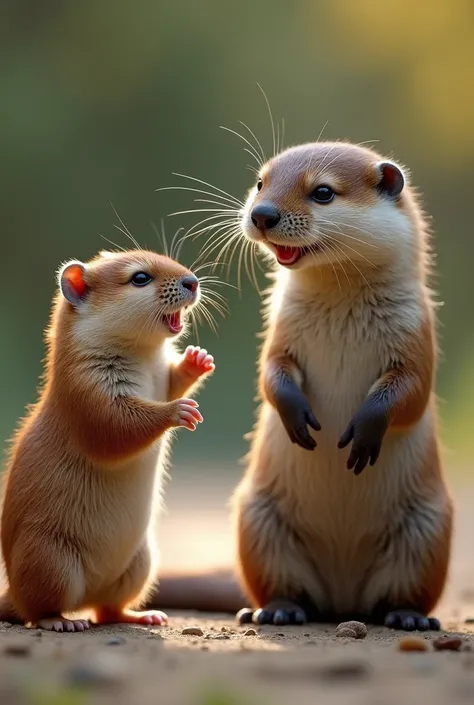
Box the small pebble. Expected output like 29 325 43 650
398 636 429 652
336 621 367 639
0 622 13 629
3 644 31 657
304 633 311 637
106 636 126 646
220 626 228 633
181 626 204 637
243 629 258 637
433 636 463 652
64 654 125 689
212 634 231 640
320 661 371 681
336 628 358 639
465 618 474 624
33 630 43 638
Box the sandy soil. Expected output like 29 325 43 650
1 472 474 705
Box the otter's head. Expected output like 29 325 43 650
241 142 417 272
57 249 200 348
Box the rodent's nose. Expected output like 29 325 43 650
181 275 199 293
251 202 281 231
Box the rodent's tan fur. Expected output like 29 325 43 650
151 141 453 630
232 141 452 627
0 249 214 632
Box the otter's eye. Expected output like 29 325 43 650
257 179 263 191
130 271 153 287
310 186 335 204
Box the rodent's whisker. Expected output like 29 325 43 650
99 234 127 253
190 227 241 269
219 126 264 168
193 226 242 269
168 208 240 218
199 292 229 318
171 173 244 208
192 198 241 211
318 241 343 293
110 203 141 250
256 82 277 158
321 230 378 269
192 299 219 335
170 227 187 261
328 240 374 291
316 120 329 144
238 119 267 164
206 229 243 276
182 215 239 242
156 185 243 209
150 219 170 257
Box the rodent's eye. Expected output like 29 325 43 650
130 272 153 287
256 179 263 192
310 186 335 204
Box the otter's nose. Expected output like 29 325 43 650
181 275 199 293
251 202 281 230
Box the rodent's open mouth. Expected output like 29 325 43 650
268 244 312 266
161 311 184 334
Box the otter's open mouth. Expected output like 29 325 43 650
161 311 183 334
273 245 311 266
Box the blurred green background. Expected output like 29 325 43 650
1 0 473 486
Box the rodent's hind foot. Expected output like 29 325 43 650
237 600 307 626
95 607 168 626
384 609 441 632
36 617 90 633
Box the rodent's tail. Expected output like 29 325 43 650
150 568 245 614
0 591 22 624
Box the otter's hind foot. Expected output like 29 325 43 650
237 600 307 626
384 609 440 631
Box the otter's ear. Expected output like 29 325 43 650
58 260 89 306
376 161 405 200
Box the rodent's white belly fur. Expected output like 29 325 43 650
81 345 172 595
247 275 440 613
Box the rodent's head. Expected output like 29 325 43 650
57 249 199 347
241 142 418 273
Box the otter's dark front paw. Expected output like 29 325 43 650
274 380 321 451
236 601 307 626
384 610 441 631
338 400 389 474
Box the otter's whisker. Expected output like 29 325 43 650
156 185 243 209
238 120 267 164
219 126 264 167
171 173 244 208
256 82 277 157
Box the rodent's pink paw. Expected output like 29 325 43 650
95 608 168 626
176 398 203 431
37 617 90 633
122 609 168 626
182 346 215 376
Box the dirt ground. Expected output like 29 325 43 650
2 472 474 705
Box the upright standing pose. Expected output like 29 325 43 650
230 141 453 630
0 249 214 632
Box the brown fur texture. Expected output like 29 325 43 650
0 249 214 631
228 142 453 629
147 143 453 627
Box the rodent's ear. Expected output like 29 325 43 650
376 161 405 200
58 260 89 306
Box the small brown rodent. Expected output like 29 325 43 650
232 140 453 631
0 248 214 632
